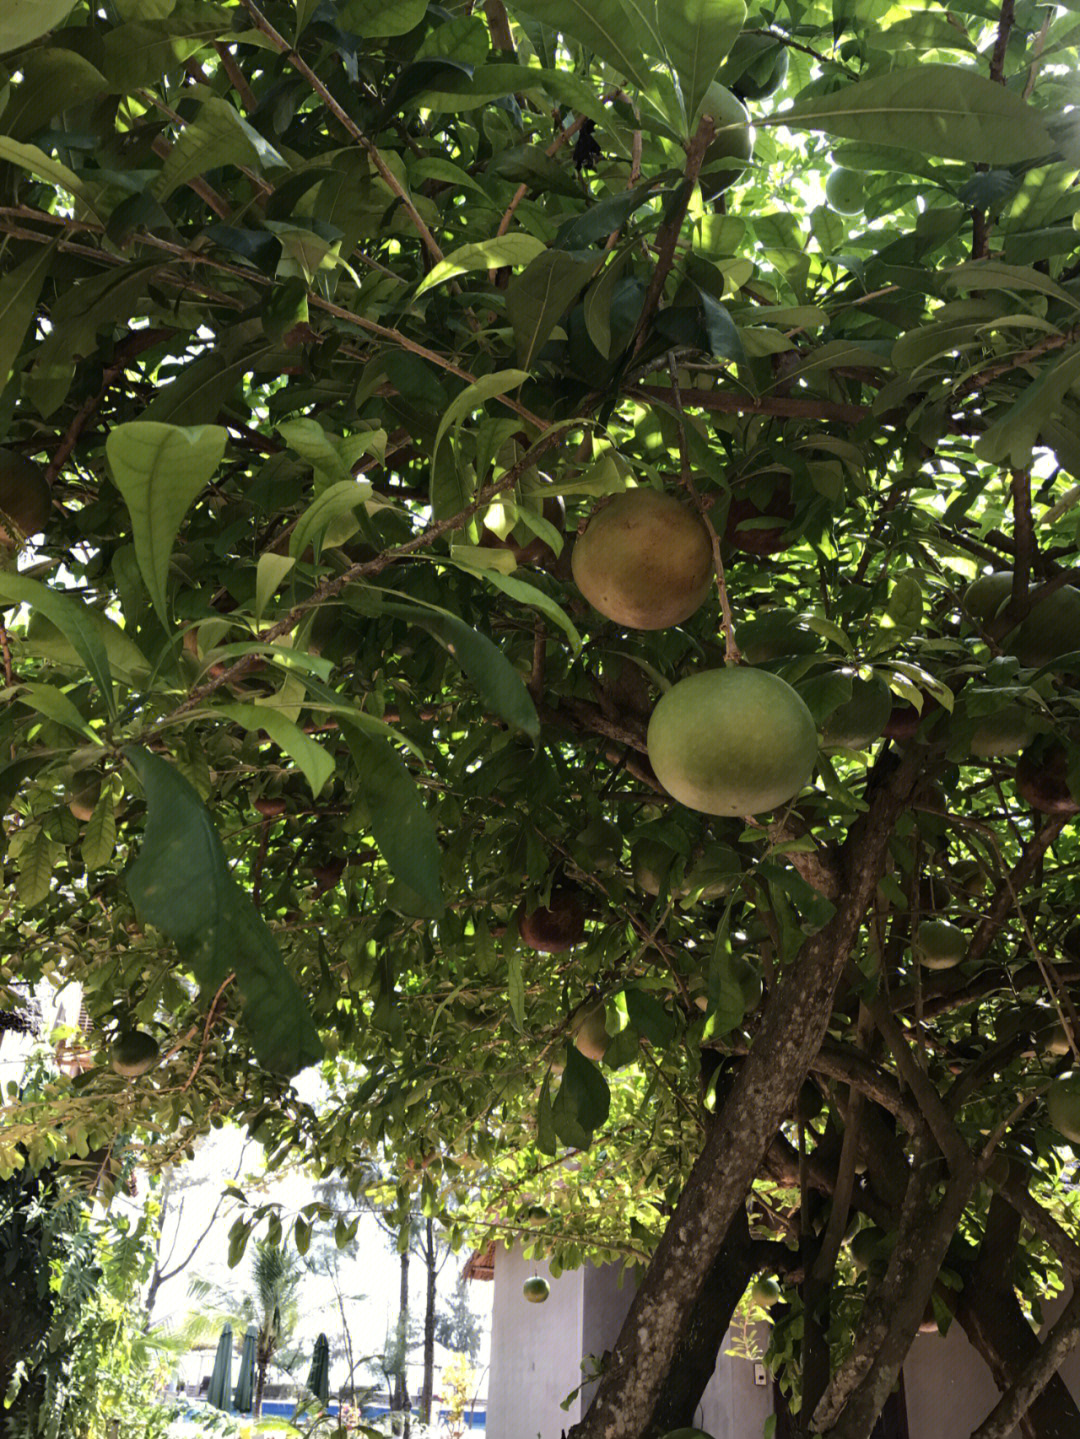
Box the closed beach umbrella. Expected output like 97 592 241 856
206 1323 233 1410
306 1332 330 1405
233 1324 257 1412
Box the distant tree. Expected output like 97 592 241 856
434 1277 482 1363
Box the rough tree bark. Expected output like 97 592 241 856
420 1218 438 1425
392 1247 411 1439
568 750 924 1439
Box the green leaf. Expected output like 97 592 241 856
0 0 77 54
82 789 117 872
623 987 676 1048
508 952 525 1031
341 724 445 917
290 480 373 560
255 554 296 621
0 574 114 713
506 251 597 369
16 681 100 741
227 1219 252 1269
414 237 547 297
431 370 531 489
124 747 324 1076
655 0 747 121
16 828 53 909
778 66 1056 164
0 244 55 396
0 136 103 220
383 598 540 739
977 345 1080 467
551 1045 611 1149
946 260 1080 314
106 422 227 626
216 703 335 798
511 0 655 93
339 0 427 35
446 558 584 654
153 97 285 200
294 1215 312 1256
868 574 923 656
537 1071 558 1156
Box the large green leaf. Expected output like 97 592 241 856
341 724 445 917
415 236 547 297
215 703 335 798
124 747 323 1076
506 251 597 369
511 0 655 92
0 136 103 220
0 244 55 396
153 97 285 200
648 0 746 120
106 422 227 625
0 573 115 713
0 0 77 53
976 345 1080 467
383 598 540 739
551 1045 611 1148
779 66 1057 164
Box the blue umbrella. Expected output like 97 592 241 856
305 1332 330 1406
206 1323 233 1411
233 1324 257 1412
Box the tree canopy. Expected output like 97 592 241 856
3 0 1080 1435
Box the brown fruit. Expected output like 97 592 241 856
253 796 288 818
1015 745 1080 816
723 481 795 555
571 490 713 630
311 860 346 893
0 450 50 547
517 889 586 953
883 695 939 741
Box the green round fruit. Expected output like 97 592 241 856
1047 1071 1080 1143
913 919 967 971
109 1029 160 1078
0 449 50 547
821 676 892 750
573 818 623 874
951 859 986 896
632 839 679 897
694 82 753 193
647 668 818 817
963 571 1080 669
751 1276 782 1308
66 772 101 823
571 490 713 630
735 611 820 665
523 1276 551 1304
967 705 1036 758
1041 1020 1073 1057
825 167 863 215
717 33 790 101
572 999 609 1062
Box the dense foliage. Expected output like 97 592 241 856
3 0 1080 1434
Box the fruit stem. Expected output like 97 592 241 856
666 353 741 664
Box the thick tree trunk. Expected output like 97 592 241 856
568 752 923 1439
641 1206 753 1439
254 1353 268 1419
956 1190 1080 1439
420 1219 437 1425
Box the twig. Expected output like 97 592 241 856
630 384 867 426
1008 468 1033 618
180 975 235 1093
630 116 716 359
0 622 13 686
989 0 1016 84
1023 10 1052 99
234 0 444 263
665 353 738 663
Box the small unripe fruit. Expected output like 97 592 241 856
523 1276 550 1303
109 1030 160 1078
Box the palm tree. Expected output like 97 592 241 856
180 1239 303 1418
247 1241 304 1417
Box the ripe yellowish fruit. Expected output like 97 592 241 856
571 999 609 1062
571 490 713 630
913 919 967 971
647 668 818 816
